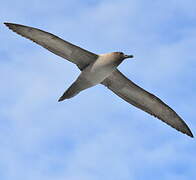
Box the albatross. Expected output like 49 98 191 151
4 22 193 138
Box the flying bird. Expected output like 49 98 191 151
4 22 193 138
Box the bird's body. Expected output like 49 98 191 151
4 22 193 138
79 52 124 85
59 52 127 100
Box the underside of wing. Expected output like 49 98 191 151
4 23 98 70
102 70 193 137
5 23 193 137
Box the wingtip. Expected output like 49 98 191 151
4 22 16 25
187 130 194 138
4 22 22 29
4 22 15 29
183 124 194 138
58 96 64 102
4 22 10 26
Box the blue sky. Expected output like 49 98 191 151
1 0 196 179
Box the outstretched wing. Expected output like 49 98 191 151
4 23 98 70
102 70 193 137
5 23 193 137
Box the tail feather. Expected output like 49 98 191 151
58 75 94 102
58 83 80 101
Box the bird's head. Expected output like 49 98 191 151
113 52 134 60
100 52 134 67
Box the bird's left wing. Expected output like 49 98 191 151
4 23 98 70
102 70 193 137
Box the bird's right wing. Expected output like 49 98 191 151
4 23 98 70
102 70 193 137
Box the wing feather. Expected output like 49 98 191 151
5 23 193 137
4 23 98 70
102 70 193 137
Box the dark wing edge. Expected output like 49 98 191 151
102 70 193 138
4 22 98 70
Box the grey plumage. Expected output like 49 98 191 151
59 52 128 101
4 22 193 138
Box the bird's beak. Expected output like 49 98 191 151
124 55 134 59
